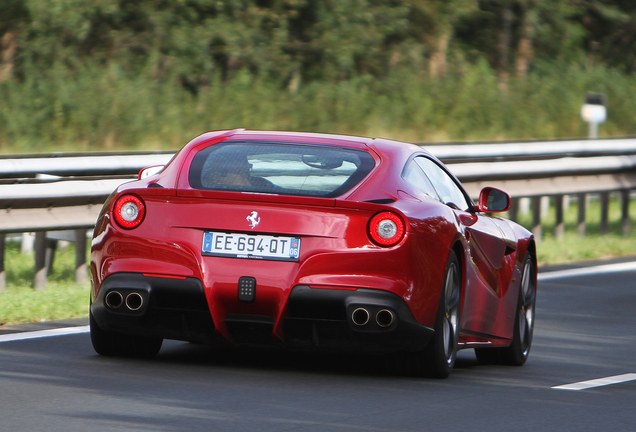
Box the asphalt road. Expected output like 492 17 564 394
1 261 635 432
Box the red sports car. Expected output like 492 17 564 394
90 129 537 378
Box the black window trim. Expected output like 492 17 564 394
401 153 475 211
188 139 376 199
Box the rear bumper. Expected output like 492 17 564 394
283 285 434 352
91 274 434 352
90 273 215 343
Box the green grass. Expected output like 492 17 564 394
2 195 636 326
510 194 636 265
0 241 89 326
537 232 636 265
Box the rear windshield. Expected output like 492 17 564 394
189 141 375 198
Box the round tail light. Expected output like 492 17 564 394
113 195 145 229
369 212 405 246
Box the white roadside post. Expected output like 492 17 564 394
581 93 607 139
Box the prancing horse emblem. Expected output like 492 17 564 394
246 211 261 229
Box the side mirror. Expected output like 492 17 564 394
138 165 164 180
477 187 510 213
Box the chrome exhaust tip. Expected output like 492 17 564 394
351 308 370 326
376 309 394 328
105 291 123 309
125 292 144 311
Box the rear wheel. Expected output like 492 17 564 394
418 250 461 378
90 311 163 358
475 252 536 366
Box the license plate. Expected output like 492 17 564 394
202 232 301 262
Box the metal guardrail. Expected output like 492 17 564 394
450 155 636 180
2 137 636 200
2 137 636 178
427 137 636 161
2 137 636 290
0 152 173 178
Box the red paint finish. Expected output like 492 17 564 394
91 130 535 362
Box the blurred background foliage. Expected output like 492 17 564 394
1 0 636 152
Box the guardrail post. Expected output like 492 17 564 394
621 190 630 234
532 196 542 242
508 198 519 222
577 193 587 236
34 232 57 290
554 195 564 239
34 232 47 290
0 233 5 291
46 239 57 277
600 192 610 235
75 229 87 284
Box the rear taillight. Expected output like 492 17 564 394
369 212 405 246
113 195 145 229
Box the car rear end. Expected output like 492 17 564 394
90 132 436 352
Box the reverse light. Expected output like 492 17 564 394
113 195 145 229
369 212 405 246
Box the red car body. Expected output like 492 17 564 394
90 129 537 377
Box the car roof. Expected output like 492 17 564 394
187 129 371 150
187 129 433 158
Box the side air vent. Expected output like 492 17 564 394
365 198 396 204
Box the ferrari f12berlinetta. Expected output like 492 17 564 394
90 129 536 378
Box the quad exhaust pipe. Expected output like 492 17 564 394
376 309 394 328
125 292 144 311
105 291 123 309
351 307 395 328
351 308 370 326
105 290 144 311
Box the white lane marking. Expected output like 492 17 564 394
553 373 636 390
0 325 89 343
538 261 636 281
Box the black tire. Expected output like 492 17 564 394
90 311 163 358
475 252 536 366
419 250 462 379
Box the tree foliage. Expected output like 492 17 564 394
3 0 636 87
2 0 636 149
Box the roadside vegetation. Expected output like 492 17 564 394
2 1 636 151
0 241 89 325
515 195 636 263
3 62 636 153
